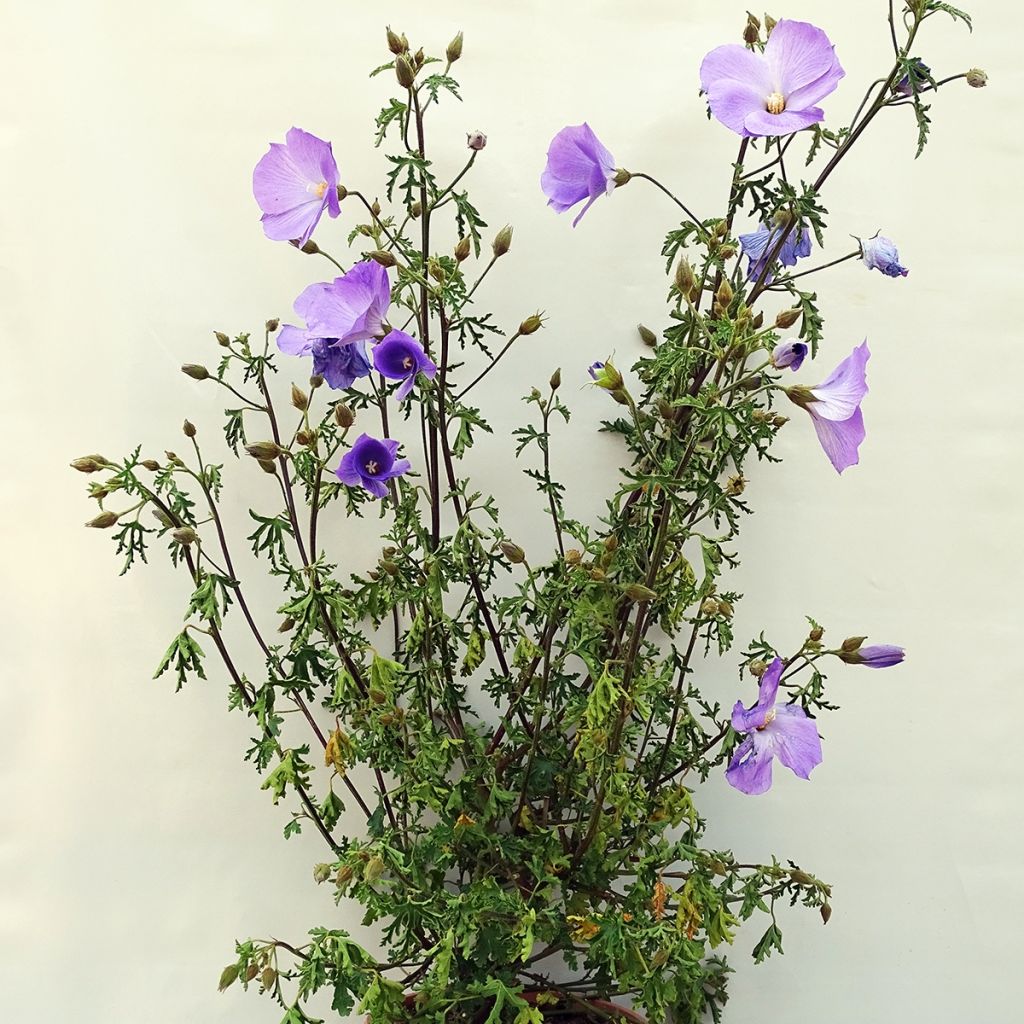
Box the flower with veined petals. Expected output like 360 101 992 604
252 128 340 246
859 235 909 278
372 330 437 401
726 657 823 795
277 321 371 391
786 341 870 474
541 123 618 227
772 339 808 371
739 220 812 283
840 644 905 668
336 434 410 499
700 20 844 138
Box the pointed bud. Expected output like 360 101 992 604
214 332 231 347
637 324 657 347
809 626 824 642
500 540 526 564
775 307 802 329
675 258 696 294
752 311 764 328
765 14 778 34
141 459 160 471
313 863 332 884
265 318 280 332
310 374 324 390
519 313 544 336
245 963 259 983
716 279 734 310
386 26 406 54
244 441 285 461
717 599 733 617
218 965 239 992
182 419 196 438
549 368 561 390
743 13 760 45
841 636 866 653
410 200 422 219
492 224 513 257
291 383 309 411
278 617 295 633
772 415 789 428
172 526 198 545
413 47 425 67
623 583 658 603
299 237 321 254
70 457 104 473
86 510 119 529
296 430 314 447
588 360 623 391
334 404 354 428
395 54 416 88
364 856 385 882
454 236 471 262
258 459 278 475
428 258 446 283
260 967 277 990
152 509 174 528
336 864 354 884
466 130 487 151
181 363 209 381
446 30 464 63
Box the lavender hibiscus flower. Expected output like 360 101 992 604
787 341 870 474
772 339 808 371
541 123 617 227
700 20 844 137
372 330 437 401
739 219 812 283
726 657 823 795
252 128 340 246
840 644 905 668
336 434 410 499
859 234 909 278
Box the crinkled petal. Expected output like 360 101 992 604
743 105 824 137
768 705 823 780
541 123 616 223
284 127 337 185
809 341 870 421
277 324 314 356
699 43 773 94
731 657 784 733
726 732 776 795
810 406 865 474
706 78 769 136
765 20 840 96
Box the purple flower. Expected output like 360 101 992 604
739 220 812 283
541 123 617 227
787 341 870 474
841 644 905 668
252 128 340 247
372 330 437 401
336 434 410 499
726 657 823 796
896 59 931 96
772 339 808 372
700 20 844 138
860 235 909 278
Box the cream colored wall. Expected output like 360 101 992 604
2 1 1020 1021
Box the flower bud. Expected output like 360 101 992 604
467 130 487 151
428 258 446 283
775 307 802 329
296 430 314 447
613 168 632 187
299 237 321 254
410 200 422 219
313 863 332 884
743 13 761 45
395 54 416 88
182 419 196 438
772 415 789 428
165 451 183 466
519 313 544 336
500 540 526 564
181 363 209 381
820 903 832 925
70 457 104 473
152 509 174 528
715 279 734 310
492 224 513 256
369 249 396 268
725 474 745 496
245 441 285 461
364 856 385 882
265 318 279 333
841 636 866 653
749 659 767 677
454 236 471 262
446 30 464 63
291 383 309 411
588 360 623 391
278 617 295 633
765 14 777 34
258 459 277 475
717 599 733 618
218 965 239 992
966 68 987 88
675 259 696 294
700 597 720 617
752 311 764 329
141 459 160 471
386 27 406 54
549 368 561 390
172 526 198 545
637 324 657 347
565 549 582 566
809 626 824 642
589 567 606 582
413 47 425 67
260 967 277 990
309 374 324 390
334 403 355 428
336 864 354 884
623 583 658 603
86 510 119 529
214 331 231 346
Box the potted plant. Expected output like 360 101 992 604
74 4 985 1022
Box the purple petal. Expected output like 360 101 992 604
764 20 842 98
857 644 906 668
732 657 784 733
382 457 411 481
743 105 825 137
809 342 870 421
706 78 769 137
541 123 616 225
362 476 390 499
725 733 775 795
260 202 326 246
810 405 865 474
772 339 808 371
699 43 773 94
304 262 391 344
335 450 363 486
767 705 823 780
277 324 314 356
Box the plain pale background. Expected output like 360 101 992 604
2 1 1021 1021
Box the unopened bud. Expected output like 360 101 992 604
182 419 196 438
775 307 802 329
386 26 406 54
413 47 425 67
966 68 988 88
86 510 119 529
717 599 733 618
70 457 103 473
790 868 814 885
820 903 832 924
772 415 789 428
809 626 824 642
565 549 582 566
299 238 321 254
245 441 285 461
218 965 239 992
410 200 422 218
265 318 279 333
141 459 160 471
214 332 231 347
588 360 623 391
752 311 764 329
310 374 324 390
336 864 354 884
466 129 487 151
700 598 720 617
296 430 314 447
519 313 544 336
181 363 209 380
841 636 866 653
749 659 768 677
500 540 526 564
313 863 332 884
743 13 760 45
589 567 606 582
446 30 464 63
291 383 309 411
716 279 734 309
258 459 277 475
152 509 174 528
278 617 295 633
428 258 446 283
725 474 746 496
260 967 277 990
172 526 198 545
165 451 183 466
369 249 396 268
623 583 658 603
549 368 561 390
492 224 513 257
637 324 657 347
765 14 778 34
395 54 416 88
675 259 696 294
454 236 471 262
364 856 385 882
334 403 355 428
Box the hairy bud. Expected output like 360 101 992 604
368 249 396 268
395 54 416 88
446 30 464 63
492 224 513 257
716 279 734 310
500 540 526 564
334 403 355 429
172 526 197 545
809 625 824 642
467 130 488 151
717 599 734 618
410 200 422 219
637 323 657 347
519 313 544 336
86 510 119 529
700 597 720 617
265 318 279 333
966 68 988 88
245 441 285 461
309 373 324 390
454 236 471 262
386 27 406 54
218 965 239 992
181 363 209 381
278 617 295 633
260 967 277 990
296 430 314 447
291 383 309 411
70 457 104 473
182 419 196 438
565 549 582 566
364 856 385 882
775 307 802 329
841 636 866 653
258 459 277 475
820 903 832 924
765 14 778 34
141 459 160 471
749 659 768 677
772 415 789 428
313 863 332 884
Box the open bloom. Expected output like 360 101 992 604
860 235 909 278
541 123 617 227
772 339 808 371
336 434 410 499
726 657 823 795
739 220 812 283
841 644 905 668
700 20 844 137
787 342 869 474
252 128 340 246
372 330 436 401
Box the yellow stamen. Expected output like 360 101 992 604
309 180 328 199
766 92 786 115
756 708 777 731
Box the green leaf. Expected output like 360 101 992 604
153 630 207 691
752 921 784 963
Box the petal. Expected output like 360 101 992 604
785 52 845 111
809 342 870 421
277 324 314 356
764 20 840 96
858 644 906 668
769 706 823 780
731 657 784 733
253 142 312 215
383 458 411 480
363 477 389 499
706 78 767 136
810 406 865 473
725 733 776 795
742 105 824 137
394 375 415 401
335 451 363 486
284 127 337 185
260 201 324 244
699 43 773 94
293 280 335 321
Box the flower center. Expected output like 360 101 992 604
308 180 329 199
756 708 777 731
766 92 786 115
402 356 413 370
365 460 379 475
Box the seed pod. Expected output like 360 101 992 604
364 856 385 882
675 259 696 293
492 224 513 257
820 903 832 924
749 659 767 677
181 363 209 380
245 441 285 461
86 510 119 529
519 313 544 335
278 617 295 633
291 383 309 411
299 237 321 254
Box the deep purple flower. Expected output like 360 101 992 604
541 123 617 227
700 20 844 137
336 434 410 499
726 657 823 795
841 644 905 668
252 128 340 246
772 339 808 372
860 235 909 278
280 335 371 390
739 220 812 283
787 341 870 474
372 330 436 401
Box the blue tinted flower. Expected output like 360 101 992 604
859 235 908 278
772 339 808 372
372 330 436 401
739 220 812 283
336 434 410 499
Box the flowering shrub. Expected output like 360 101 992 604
75 5 984 1023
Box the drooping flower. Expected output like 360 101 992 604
372 330 437 401
859 235 909 278
700 20 844 137
252 128 340 246
772 339 808 371
725 657 823 795
786 341 870 474
541 123 618 227
335 434 410 499
895 58 931 96
739 220 812 283
275 330 372 391
840 643 905 668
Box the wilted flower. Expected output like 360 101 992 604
772 339 808 371
466 130 487 151
336 434 410 498
739 220 812 283
372 330 437 400
252 128 340 246
725 657 823 795
840 644 905 668
787 341 870 474
700 20 844 137
541 123 617 227
859 235 909 278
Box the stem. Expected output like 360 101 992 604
455 330 523 401
630 172 703 227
